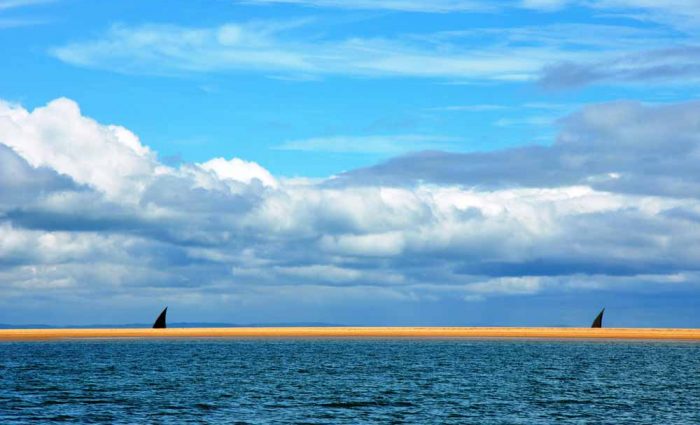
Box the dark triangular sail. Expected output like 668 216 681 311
153 307 167 328
591 308 604 328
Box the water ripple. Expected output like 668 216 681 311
1 339 699 424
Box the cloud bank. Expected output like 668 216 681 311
340 101 700 198
1 97 699 325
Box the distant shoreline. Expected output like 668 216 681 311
2 327 700 341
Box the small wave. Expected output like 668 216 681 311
195 402 216 410
320 400 414 409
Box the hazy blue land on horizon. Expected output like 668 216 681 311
0 322 343 329
1 339 699 424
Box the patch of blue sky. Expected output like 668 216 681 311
1 0 698 177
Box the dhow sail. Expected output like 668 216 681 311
153 307 167 329
591 308 604 328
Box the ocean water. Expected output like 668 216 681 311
1 339 699 424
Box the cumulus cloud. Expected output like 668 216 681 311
0 144 78 206
0 98 160 201
199 157 278 188
1 97 699 325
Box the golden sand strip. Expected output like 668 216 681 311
1 327 700 341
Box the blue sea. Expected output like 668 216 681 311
1 339 699 424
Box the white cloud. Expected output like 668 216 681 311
50 21 668 82
343 100 700 199
0 222 136 266
428 104 506 112
199 157 278 188
1 97 700 324
0 98 160 201
244 0 700 29
467 276 543 294
0 0 53 29
0 0 53 10
276 134 458 154
540 46 700 88
47 11 698 93
320 232 406 257
243 0 494 12
520 0 566 9
589 0 700 29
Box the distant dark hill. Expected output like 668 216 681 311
0 322 343 329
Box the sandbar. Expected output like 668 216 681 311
1 327 700 341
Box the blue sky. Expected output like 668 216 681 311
1 0 700 326
3 0 697 175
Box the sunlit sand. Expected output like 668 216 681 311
1 327 700 341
